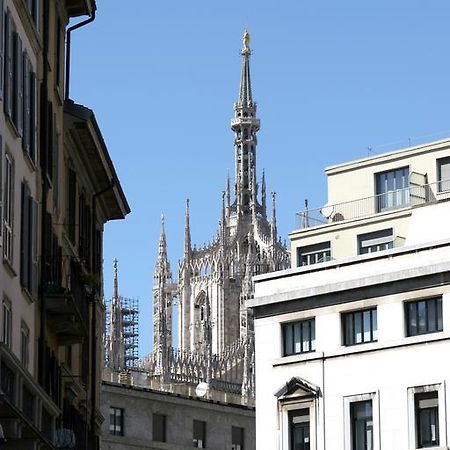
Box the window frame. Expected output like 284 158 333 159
193 419 206 448
357 228 393 255
407 384 446 450
109 406 124 436
3 151 14 264
2 299 12 348
153 413 166 443
437 156 450 193
231 426 244 450
344 392 380 450
282 318 316 356
375 166 410 212
20 322 29 369
405 297 443 337
342 308 377 346
297 241 331 267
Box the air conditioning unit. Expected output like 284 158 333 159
55 428 76 449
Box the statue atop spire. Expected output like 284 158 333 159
242 30 251 55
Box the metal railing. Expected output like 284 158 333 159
296 180 450 230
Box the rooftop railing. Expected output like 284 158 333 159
296 179 450 230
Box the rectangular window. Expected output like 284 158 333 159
297 241 331 267
358 229 393 254
437 157 450 193
153 413 166 442
231 426 244 450
375 166 409 212
406 297 442 337
20 182 38 297
283 319 315 356
0 0 4 100
55 17 62 87
289 409 310 450
12 30 23 136
350 400 373 450
2 300 12 348
343 309 377 346
415 391 439 448
3 152 14 263
68 168 76 244
193 420 206 448
109 407 124 436
20 323 29 369
24 0 39 29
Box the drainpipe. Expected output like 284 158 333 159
65 10 96 101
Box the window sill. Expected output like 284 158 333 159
3 258 17 278
22 287 35 304
23 147 37 173
6 115 21 139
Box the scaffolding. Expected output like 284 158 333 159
104 296 139 369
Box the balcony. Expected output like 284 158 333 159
45 259 89 344
296 180 450 230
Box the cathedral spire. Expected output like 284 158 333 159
271 191 277 243
155 214 171 280
184 199 191 259
261 169 267 217
231 30 260 215
239 30 253 107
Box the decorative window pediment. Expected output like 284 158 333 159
274 376 321 401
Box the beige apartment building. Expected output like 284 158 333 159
249 139 450 450
0 1 129 449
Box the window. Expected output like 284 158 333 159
20 182 38 297
0 0 4 100
297 242 331 267
24 0 39 29
343 309 377 346
22 54 37 161
67 168 77 243
283 319 315 356
231 426 244 450
289 409 310 450
358 229 393 254
20 323 29 369
55 17 62 88
193 420 206 448
3 152 14 263
375 166 409 212
415 391 439 448
153 413 166 442
350 400 373 450
437 157 450 193
2 300 12 348
109 407 124 436
406 297 442 337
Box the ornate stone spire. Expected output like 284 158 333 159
231 30 260 216
239 30 253 107
109 258 125 371
261 169 267 218
271 191 277 243
184 199 191 260
155 214 171 281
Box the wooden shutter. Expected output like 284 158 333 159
4 11 13 118
47 102 53 180
29 71 36 161
23 54 30 154
14 33 23 136
31 199 38 298
0 0 5 100
20 182 30 288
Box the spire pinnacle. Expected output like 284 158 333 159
184 199 191 258
271 191 278 242
238 30 253 106
155 213 171 279
113 258 119 300
261 170 267 217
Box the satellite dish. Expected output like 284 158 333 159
320 203 334 219
195 382 209 398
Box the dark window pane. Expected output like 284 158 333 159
282 319 315 356
344 309 377 346
416 391 439 448
351 400 373 450
153 414 166 442
406 297 443 337
289 409 310 450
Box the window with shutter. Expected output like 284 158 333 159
3 152 14 263
20 182 30 288
68 169 76 244
13 31 23 136
4 11 13 119
0 0 4 100
23 53 31 155
29 71 36 161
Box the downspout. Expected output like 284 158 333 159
90 180 115 449
65 10 96 101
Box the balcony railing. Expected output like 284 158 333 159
296 180 450 230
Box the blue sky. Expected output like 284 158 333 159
70 1 450 355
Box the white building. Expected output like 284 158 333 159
249 138 450 450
